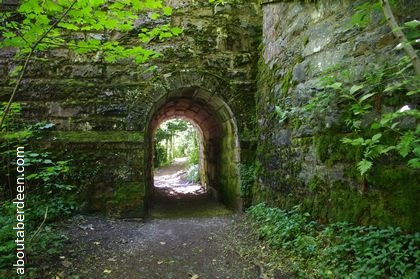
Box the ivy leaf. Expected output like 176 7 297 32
3 31 17 39
9 66 23 78
359 92 376 103
350 84 364 95
404 20 420 29
139 33 151 43
162 6 173 16
18 0 43 14
407 88 420 96
357 159 373 175
370 122 381 130
327 82 342 90
342 137 365 146
103 19 118 29
408 158 420 168
44 1 63 13
171 27 183 36
371 133 382 143
150 13 160 20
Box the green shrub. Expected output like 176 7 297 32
185 164 200 183
0 124 76 278
239 163 256 198
247 203 419 278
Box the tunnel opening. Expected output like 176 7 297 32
144 87 241 217
152 119 205 196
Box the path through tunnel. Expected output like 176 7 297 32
144 87 241 217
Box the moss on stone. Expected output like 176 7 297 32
281 69 293 97
308 175 325 193
314 133 358 166
52 131 144 143
0 130 33 141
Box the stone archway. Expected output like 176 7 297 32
144 86 241 212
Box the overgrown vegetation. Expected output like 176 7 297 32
239 163 256 199
0 0 182 129
300 0 420 191
0 119 77 277
247 203 419 278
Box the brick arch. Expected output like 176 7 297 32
144 86 241 211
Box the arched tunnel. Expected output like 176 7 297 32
144 86 241 213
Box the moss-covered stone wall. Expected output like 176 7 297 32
2 0 417 230
0 0 261 217
254 0 420 231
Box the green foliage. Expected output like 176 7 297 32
0 0 180 64
306 55 420 178
0 122 77 278
239 163 255 198
209 0 230 5
154 142 168 168
0 102 22 131
349 1 383 28
185 164 200 183
339 58 420 176
187 138 199 166
247 203 420 278
153 119 200 173
301 2 420 180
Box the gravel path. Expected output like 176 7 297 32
49 159 259 279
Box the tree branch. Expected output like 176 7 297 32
0 0 78 130
380 0 420 77
29 206 48 242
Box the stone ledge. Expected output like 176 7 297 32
50 131 144 143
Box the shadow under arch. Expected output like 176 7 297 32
144 86 241 213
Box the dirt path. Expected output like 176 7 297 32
51 159 259 279
150 157 231 218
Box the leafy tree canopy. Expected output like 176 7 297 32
0 0 182 64
0 0 183 129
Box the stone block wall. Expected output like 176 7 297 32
0 0 261 217
2 0 418 230
254 0 420 231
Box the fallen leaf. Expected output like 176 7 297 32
61 260 72 268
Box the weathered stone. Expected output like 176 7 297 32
255 0 420 231
1 0 418 231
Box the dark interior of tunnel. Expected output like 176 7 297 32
144 88 242 217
